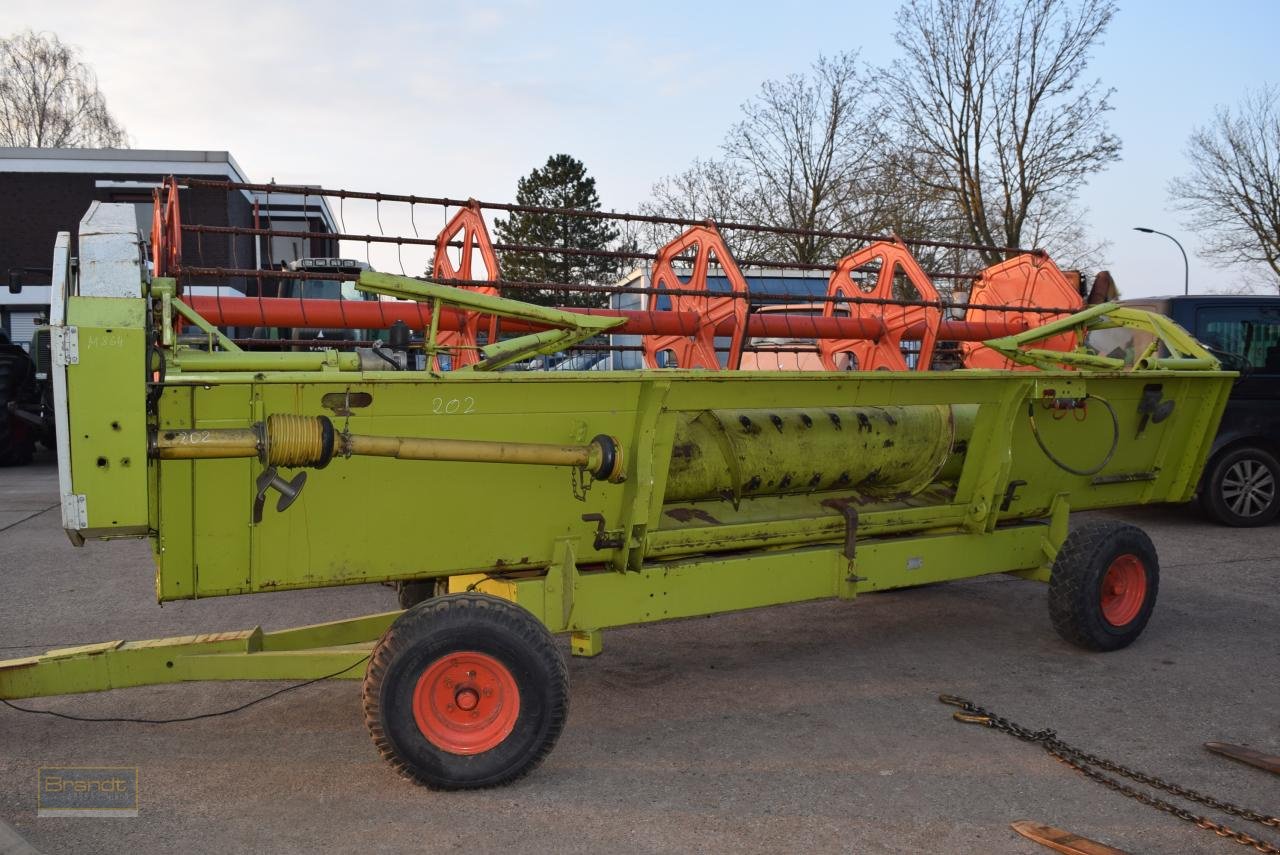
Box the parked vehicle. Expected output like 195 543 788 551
739 304 830 370
249 257 375 344
0 326 53 465
1 268 54 465
550 351 610 371
1097 295 1280 526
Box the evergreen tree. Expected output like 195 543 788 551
494 154 620 307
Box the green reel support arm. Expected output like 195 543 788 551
982 303 1224 373
356 271 625 371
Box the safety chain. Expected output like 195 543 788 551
571 466 594 502
939 695 1280 854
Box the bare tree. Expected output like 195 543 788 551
885 0 1120 264
645 52 903 264
1171 85 1280 290
723 53 887 263
0 30 127 148
643 157 776 260
856 145 972 271
1022 195 1110 271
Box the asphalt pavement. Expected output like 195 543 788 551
1 452 1277 854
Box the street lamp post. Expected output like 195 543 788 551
1133 227 1189 296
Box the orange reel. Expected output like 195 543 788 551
818 240 941 371
642 224 749 370
960 254 1082 370
150 176 182 277
430 201 501 369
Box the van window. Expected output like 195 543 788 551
1196 306 1280 373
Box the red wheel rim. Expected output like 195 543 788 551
412 652 519 755
1100 554 1147 627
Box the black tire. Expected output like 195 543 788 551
0 346 35 467
362 593 568 790
1199 446 1280 527
0 409 33 466
395 579 445 610
1048 521 1159 652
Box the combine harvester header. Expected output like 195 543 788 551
0 177 1232 791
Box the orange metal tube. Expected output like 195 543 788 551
187 297 1028 342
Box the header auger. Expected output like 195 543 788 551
0 185 1234 790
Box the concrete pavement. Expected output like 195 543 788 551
1 453 1277 854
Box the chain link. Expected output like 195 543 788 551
939 695 1280 854
571 466 593 502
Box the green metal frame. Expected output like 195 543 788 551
0 614 397 697
0 269 1236 699
984 302 1218 371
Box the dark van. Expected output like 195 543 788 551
1112 295 1280 526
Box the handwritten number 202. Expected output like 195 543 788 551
432 397 475 415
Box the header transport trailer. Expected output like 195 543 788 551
0 195 1234 791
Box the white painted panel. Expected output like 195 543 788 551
48 232 86 537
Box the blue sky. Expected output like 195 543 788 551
7 0 1278 294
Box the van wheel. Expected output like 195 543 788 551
1201 446 1280 527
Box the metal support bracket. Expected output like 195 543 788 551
841 505 859 560
571 630 603 658
544 538 579 633
1010 492 1070 584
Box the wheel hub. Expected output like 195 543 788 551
454 687 480 711
412 652 519 755
1099 554 1146 627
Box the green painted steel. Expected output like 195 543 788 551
0 613 398 698
0 265 1237 699
64 296 150 536
141 366 1227 601
664 405 969 502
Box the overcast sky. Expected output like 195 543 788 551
6 0 1278 295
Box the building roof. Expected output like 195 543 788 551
0 147 336 231
0 147 251 179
